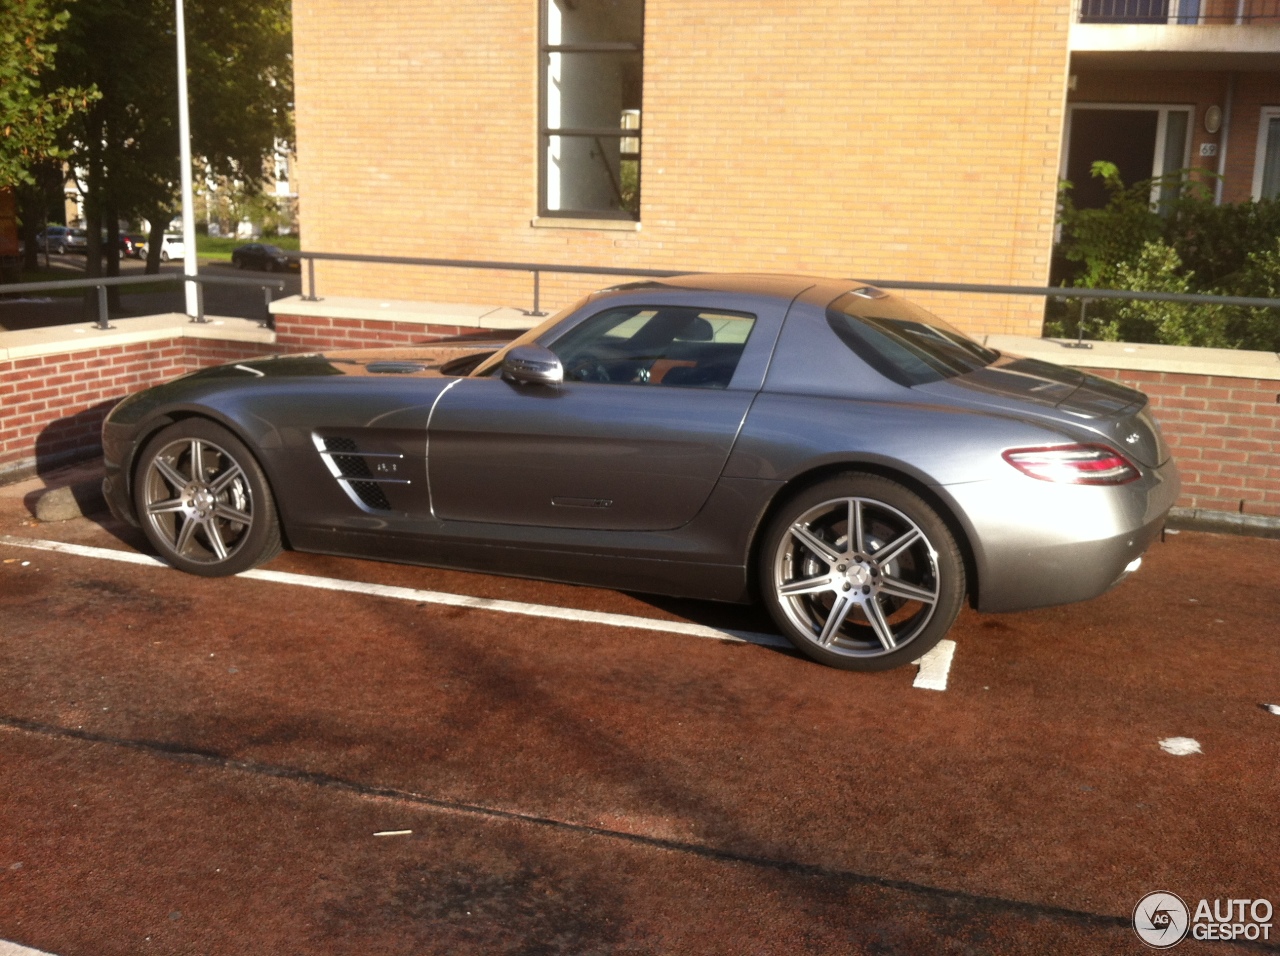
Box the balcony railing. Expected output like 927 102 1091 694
1077 0 1280 23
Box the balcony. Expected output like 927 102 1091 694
1071 0 1280 69
1077 0 1279 23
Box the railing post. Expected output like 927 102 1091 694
304 257 320 302
95 284 111 331
262 285 275 330
526 269 548 317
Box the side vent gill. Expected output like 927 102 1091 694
313 434 409 512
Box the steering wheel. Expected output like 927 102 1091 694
565 346 623 383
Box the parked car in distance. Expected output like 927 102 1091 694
121 233 147 259
231 242 299 272
101 274 1180 672
150 234 185 262
35 225 86 254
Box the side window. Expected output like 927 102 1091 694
549 306 756 388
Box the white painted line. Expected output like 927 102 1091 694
912 639 956 691
0 535 790 650
0 941 60 956
373 830 413 837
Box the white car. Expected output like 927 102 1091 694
139 234 186 262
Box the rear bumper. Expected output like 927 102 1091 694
947 456 1180 613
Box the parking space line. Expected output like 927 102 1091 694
0 535 790 650
0 941 59 956
911 639 956 691
3 535 956 685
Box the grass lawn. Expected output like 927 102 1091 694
198 235 301 262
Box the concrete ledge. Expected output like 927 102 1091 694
269 295 536 331
1167 507 1280 540
0 313 276 362
985 334 1280 382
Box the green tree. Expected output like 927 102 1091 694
0 0 95 189
49 0 292 288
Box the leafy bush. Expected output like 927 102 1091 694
1054 162 1280 351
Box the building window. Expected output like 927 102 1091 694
1253 108 1280 201
539 0 643 220
1062 103 1192 210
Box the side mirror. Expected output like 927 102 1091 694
501 345 564 386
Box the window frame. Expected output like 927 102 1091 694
537 0 644 222
1251 106 1280 201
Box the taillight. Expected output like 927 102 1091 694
1002 444 1139 485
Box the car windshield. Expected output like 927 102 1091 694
826 291 998 387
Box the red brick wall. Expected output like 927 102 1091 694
0 338 277 476
1090 368 1280 517
273 316 477 352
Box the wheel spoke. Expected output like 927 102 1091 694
190 440 206 480
210 464 245 496
205 520 229 561
174 516 199 555
213 503 251 527
817 592 857 647
864 595 898 650
790 523 842 565
872 527 921 566
146 497 186 516
848 498 864 555
779 574 834 597
153 457 188 492
879 575 938 604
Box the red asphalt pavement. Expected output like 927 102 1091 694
0 463 1277 955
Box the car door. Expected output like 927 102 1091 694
427 303 773 531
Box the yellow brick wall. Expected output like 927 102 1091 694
293 0 1074 336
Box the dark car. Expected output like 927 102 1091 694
230 242 298 272
121 233 147 258
101 274 1179 671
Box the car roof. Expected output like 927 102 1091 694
600 273 864 303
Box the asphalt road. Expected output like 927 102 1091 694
1 462 1278 955
0 256 300 332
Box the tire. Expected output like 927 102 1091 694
132 419 282 577
759 474 965 671
160 250 169 262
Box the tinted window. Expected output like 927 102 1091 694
549 306 757 388
826 292 997 387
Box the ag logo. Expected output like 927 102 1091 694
1134 891 1190 948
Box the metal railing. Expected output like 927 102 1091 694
289 249 1280 347
1075 0 1280 24
0 272 287 331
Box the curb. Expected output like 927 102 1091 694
1166 507 1280 540
34 479 107 523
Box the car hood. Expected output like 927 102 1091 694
181 343 506 382
916 354 1171 467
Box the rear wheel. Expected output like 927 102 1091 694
760 474 965 671
133 419 282 576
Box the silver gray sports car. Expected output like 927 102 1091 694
102 274 1179 671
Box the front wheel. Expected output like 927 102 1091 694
759 474 965 671
132 419 282 577
159 250 169 262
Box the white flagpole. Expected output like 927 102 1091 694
175 0 200 318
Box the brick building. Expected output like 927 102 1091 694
291 0 1280 338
